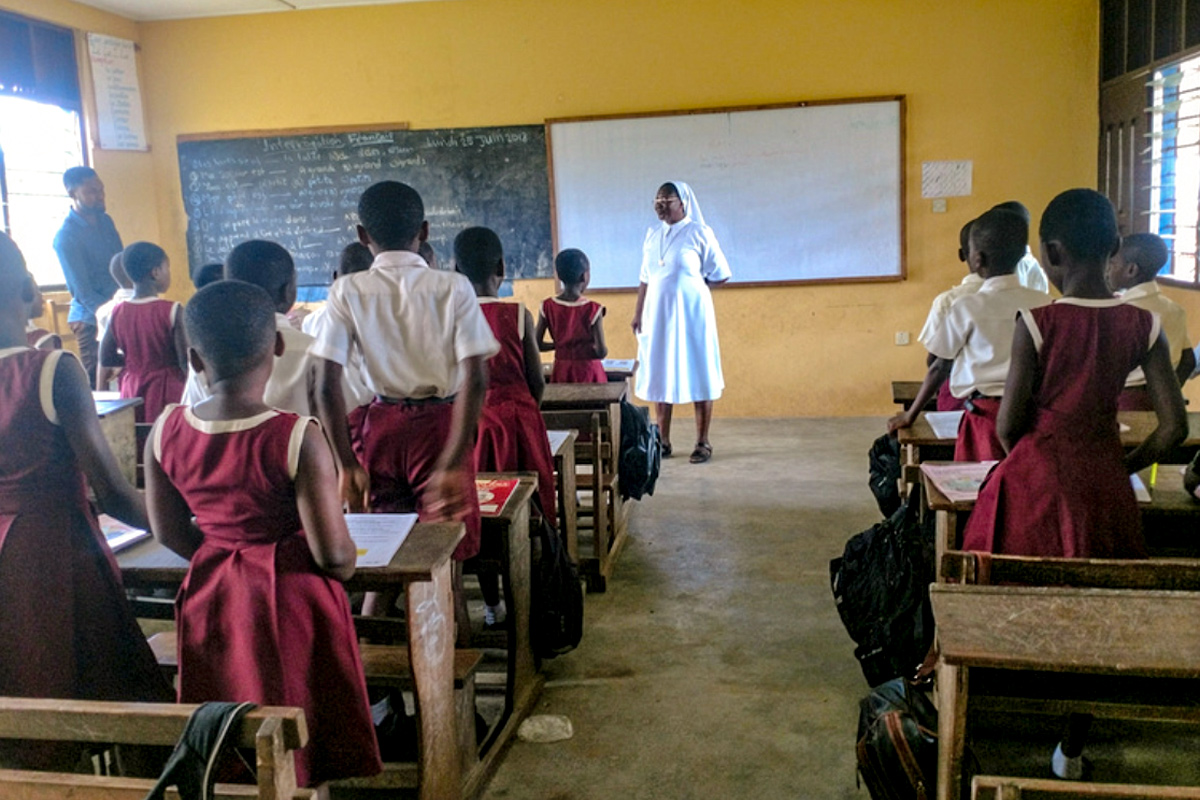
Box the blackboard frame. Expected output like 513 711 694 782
545 94 908 292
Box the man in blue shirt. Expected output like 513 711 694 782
53 167 122 388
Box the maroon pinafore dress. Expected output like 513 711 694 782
542 297 607 383
108 298 184 422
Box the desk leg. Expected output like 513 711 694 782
936 662 968 800
557 447 578 562
499 500 536 733
936 510 955 582
407 561 462 800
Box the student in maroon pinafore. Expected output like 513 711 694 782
538 249 608 383
0 233 170 769
98 242 186 422
145 281 380 787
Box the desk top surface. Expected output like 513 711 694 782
921 462 1197 514
931 583 1200 677
542 382 627 408
892 381 922 404
899 410 1200 448
94 397 143 417
118 521 463 588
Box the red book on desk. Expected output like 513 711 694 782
476 478 520 517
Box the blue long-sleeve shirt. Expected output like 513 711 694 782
52 208 122 325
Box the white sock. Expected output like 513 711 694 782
370 695 391 726
485 602 505 625
1051 743 1083 780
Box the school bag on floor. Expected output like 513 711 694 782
856 678 938 800
530 516 584 658
619 399 661 501
868 432 902 516
829 487 935 687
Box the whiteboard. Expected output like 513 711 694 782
548 98 904 289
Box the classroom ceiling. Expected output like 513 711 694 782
73 0 461 22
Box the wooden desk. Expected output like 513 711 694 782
119 523 465 800
466 476 542 796
95 397 142 486
932 583 1200 800
542 358 636 384
892 380 935 411
541 381 628 411
548 429 579 561
921 463 1200 570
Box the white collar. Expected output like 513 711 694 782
979 274 1022 292
1118 282 1161 301
371 250 427 270
961 273 984 286
0 346 31 360
1054 296 1125 308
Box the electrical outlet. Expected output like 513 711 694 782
932 198 948 213
895 331 911 346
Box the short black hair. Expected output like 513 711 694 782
185 280 277 381
992 200 1032 226
958 219 974 260
453 227 503 284
357 181 424 250
339 242 373 277
225 240 295 304
0 232 29 301
63 166 98 192
122 242 168 283
192 262 224 289
1121 233 1170 281
1039 189 1119 262
970 209 1028 275
555 248 590 285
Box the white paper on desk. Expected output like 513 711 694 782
602 358 636 371
1130 474 1152 504
1119 422 1131 433
547 429 571 454
925 411 964 439
345 513 417 567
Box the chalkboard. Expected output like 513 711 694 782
177 125 552 286
548 97 904 289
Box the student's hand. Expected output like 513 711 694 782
886 412 913 435
630 316 642 335
340 463 370 513
424 466 471 522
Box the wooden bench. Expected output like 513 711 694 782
932 584 1200 800
973 774 1200 799
0 697 311 799
940 550 1200 590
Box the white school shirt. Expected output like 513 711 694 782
301 304 373 407
308 249 499 399
917 273 984 348
182 313 326 415
1119 281 1191 386
95 288 135 343
1015 247 1050 294
925 274 1052 398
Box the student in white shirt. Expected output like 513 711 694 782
917 218 981 411
301 243 374 409
889 208 1050 459
1109 232 1194 407
310 181 498 565
993 201 1051 293
95 252 135 346
180 240 327 416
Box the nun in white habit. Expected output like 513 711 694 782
631 180 731 463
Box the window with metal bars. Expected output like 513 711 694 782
1149 55 1200 284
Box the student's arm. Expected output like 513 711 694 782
536 309 554 352
294 421 357 581
1127 333 1188 474
172 306 189 375
631 282 648 335
315 358 369 512
53 353 149 530
591 308 608 360
521 308 545 405
995 318 1039 453
144 430 203 559
96 324 122 389
425 355 487 521
887 356 951 433
1176 347 1196 386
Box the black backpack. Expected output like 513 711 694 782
530 517 584 659
619 400 661 501
856 678 938 800
868 433 903 517
829 488 935 687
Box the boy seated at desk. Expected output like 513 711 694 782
915 217 979 412
889 208 1050 460
1109 232 1194 409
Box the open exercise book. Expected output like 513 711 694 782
345 513 417 568
97 514 152 553
922 462 1152 504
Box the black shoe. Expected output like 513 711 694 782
375 711 418 763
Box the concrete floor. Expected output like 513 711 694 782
483 417 882 800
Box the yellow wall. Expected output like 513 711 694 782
8 0 1126 415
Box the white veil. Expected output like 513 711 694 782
668 180 705 227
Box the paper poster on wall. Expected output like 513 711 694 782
921 160 972 198
87 33 147 151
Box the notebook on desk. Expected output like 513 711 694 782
477 478 520 517
345 513 417 567
97 514 152 553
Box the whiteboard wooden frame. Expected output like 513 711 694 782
546 95 906 291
